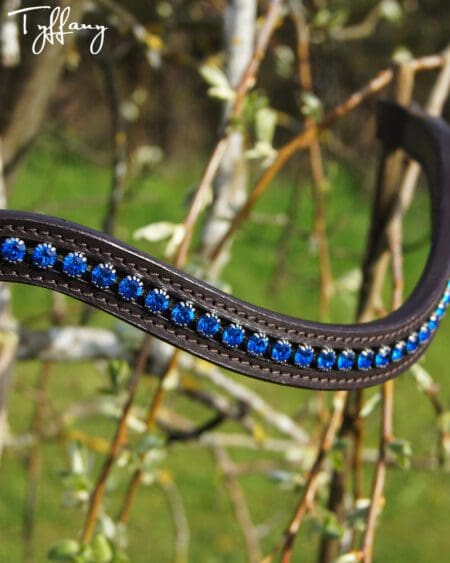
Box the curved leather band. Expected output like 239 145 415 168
0 101 448 390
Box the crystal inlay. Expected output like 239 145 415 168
62 252 87 278
32 243 57 269
197 313 221 337
145 288 170 313
1 233 448 376
271 340 292 363
247 333 269 357
91 263 116 288
222 324 245 348
1 238 26 263
171 302 196 327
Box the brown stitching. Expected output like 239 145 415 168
0 223 443 349
0 262 435 388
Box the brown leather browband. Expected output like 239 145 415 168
0 102 448 390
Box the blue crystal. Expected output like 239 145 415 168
375 346 391 368
171 302 195 327
247 333 269 356
145 288 170 313
317 348 336 371
443 291 450 306
406 332 419 354
418 323 430 344
118 275 144 301
197 313 221 337
434 302 446 320
62 252 87 277
1 238 26 263
428 315 438 332
271 340 292 363
294 345 315 368
337 349 355 371
32 243 57 269
222 324 245 348
91 263 116 288
357 349 374 371
391 341 406 362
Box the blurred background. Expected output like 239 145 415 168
0 1 449 562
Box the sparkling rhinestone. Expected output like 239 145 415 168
118 275 144 301
391 341 406 362
375 346 391 369
1 237 26 263
317 348 336 371
443 290 450 306
222 324 245 348
434 302 446 320
247 333 269 356
271 340 292 363
418 323 430 344
62 252 87 277
145 288 170 313
32 243 57 269
91 263 116 288
337 349 355 372
357 349 374 371
406 332 419 354
171 302 195 327
294 344 315 368
427 314 438 332
197 313 221 337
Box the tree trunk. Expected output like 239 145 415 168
200 0 257 278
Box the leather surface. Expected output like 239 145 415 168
0 102 448 390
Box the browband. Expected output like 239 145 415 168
0 101 448 390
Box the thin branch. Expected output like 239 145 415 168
158 473 190 563
207 50 449 266
360 380 394 563
213 445 262 563
173 0 283 267
263 391 348 563
291 1 333 320
81 336 154 544
207 67 394 265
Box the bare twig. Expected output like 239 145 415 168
291 1 333 320
213 445 262 563
207 68 394 266
263 391 348 563
174 0 283 267
81 337 154 544
158 472 190 563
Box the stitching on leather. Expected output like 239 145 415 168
1 224 442 349
0 262 433 387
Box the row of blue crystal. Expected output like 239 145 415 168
1 237 448 373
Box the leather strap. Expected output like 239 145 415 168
0 101 448 390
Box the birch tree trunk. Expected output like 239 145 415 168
0 138 18 461
201 0 257 278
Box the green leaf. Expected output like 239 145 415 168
300 92 323 120
388 439 412 469
48 539 80 561
255 107 278 146
411 364 435 393
91 533 114 562
360 392 381 418
199 64 235 101
380 0 403 22
107 360 130 391
335 553 360 563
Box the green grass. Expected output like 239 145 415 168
0 142 449 562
